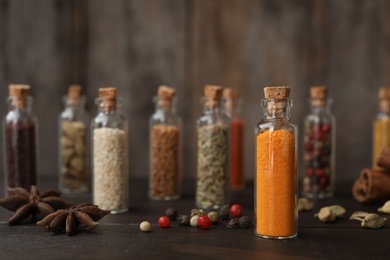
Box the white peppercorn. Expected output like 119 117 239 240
190 215 199 227
140 221 152 232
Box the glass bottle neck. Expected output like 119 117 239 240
309 98 332 114
96 97 118 113
261 99 292 119
7 96 33 113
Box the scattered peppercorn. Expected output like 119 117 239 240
238 216 252 228
158 216 170 228
227 218 239 229
177 215 190 226
140 221 152 232
190 215 199 227
190 209 205 217
219 205 230 220
165 208 178 221
207 211 219 224
230 204 242 218
197 215 212 229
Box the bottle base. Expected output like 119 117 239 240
109 207 128 214
255 232 297 240
303 192 333 199
60 185 89 194
149 194 180 201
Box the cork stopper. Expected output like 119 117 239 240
204 84 223 108
378 87 390 100
264 86 291 99
310 85 328 106
98 87 117 111
157 85 175 109
9 84 31 109
68 84 82 105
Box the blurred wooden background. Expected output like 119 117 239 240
0 0 389 187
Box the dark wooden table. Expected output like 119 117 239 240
1 178 390 259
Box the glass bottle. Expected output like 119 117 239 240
149 85 182 200
223 88 244 190
255 86 297 239
3 84 38 192
92 87 129 214
373 87 390 168
58 85 90 193
196 85 230 209
302 86 335 198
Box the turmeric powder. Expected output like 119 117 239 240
256 129 297 238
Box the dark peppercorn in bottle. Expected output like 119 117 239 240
302 86 335 198
3 84 38 193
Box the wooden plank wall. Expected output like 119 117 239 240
0 0 389 186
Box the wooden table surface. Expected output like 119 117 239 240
1 178 390 260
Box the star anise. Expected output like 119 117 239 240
0 185 72 225
37 203 110 236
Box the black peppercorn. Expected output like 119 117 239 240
227 218 239 229
177 215 190 226
238 216 252 228
219 205 230 220
165 208 178 221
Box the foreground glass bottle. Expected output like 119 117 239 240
373 87 390 168
3 84 38 192
92 87 129 214
149 85 182 200
223 88 244 190
302 86 335 198
58 85 90 193
196 85 230 209
255 86 297 239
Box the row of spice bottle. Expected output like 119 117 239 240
2 84 245 214
5 82 390 240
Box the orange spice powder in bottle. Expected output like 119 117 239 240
255 86 297 239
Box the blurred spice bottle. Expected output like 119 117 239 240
255 86 297 239
3 84 38 192
92 87 129 214
58 85 90 193
302 86 335 198
373 87 390 168
196 85 230 209
223 88 244 190
149 85 182 200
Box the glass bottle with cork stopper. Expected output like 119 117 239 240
92 87 129 214
223 87 244 190
196 85 230 209
302 86 335 198
3 84 38 192
373 87 390 168
255 86 297 239
149 85 182 200
58 84 90 193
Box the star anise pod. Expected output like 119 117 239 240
37 203 110 236
0 185 72 225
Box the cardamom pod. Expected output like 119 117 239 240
328 205 346 218
190 209 205 217
361 213 386 229
298 198 314 212
350 211 369 222
378 200 390 214
315 207 336 222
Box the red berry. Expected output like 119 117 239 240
230 204 242 218
315 169 326 178
197 216 212 229
158 216 170 228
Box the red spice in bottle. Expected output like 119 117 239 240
230 119 244 189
